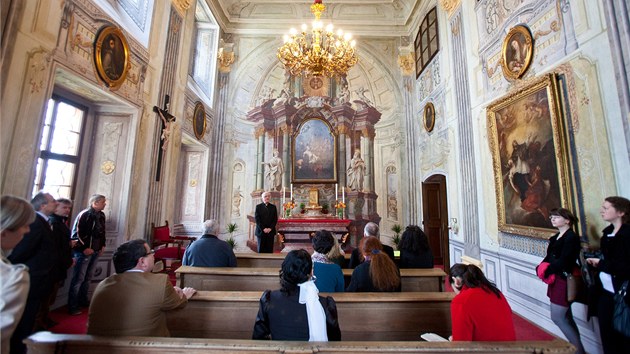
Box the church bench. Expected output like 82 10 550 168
165 290 455 340
235 252 351 268
25 332 576 354
176 266 446 292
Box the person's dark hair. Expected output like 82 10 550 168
113 239 148 273
605 196 630 224
312 230 334 254
56 198 73 205
361 236 400 291
449 263 501 298
279 249 312 294
398 225 430 253
549 208 578 228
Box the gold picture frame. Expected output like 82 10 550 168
193 101 206 140
423 102 435 132
94 26 130 89
487 74 575 238
501 25 534 80
292 117 337 183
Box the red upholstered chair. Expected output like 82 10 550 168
151 221 194 275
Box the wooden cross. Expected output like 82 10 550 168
153 94 176 181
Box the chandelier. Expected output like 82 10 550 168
277 0 358 77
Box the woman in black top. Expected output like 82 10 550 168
252 249 341 341
586 196 630 353
399 225 433 268
540 208 584 354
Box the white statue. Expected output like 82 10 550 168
347 150 366 191
354 87 373 106
232 187 244 216
261 149 284 191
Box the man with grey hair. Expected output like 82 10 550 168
182 219 236 267
8 191 58 353
348 222 395 269
68 194 107 315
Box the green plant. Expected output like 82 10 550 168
391 224 402 250
226 223 238 250
321 202 329 214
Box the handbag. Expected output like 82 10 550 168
566 265 586 303
613 280 630 337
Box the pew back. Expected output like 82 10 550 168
176 266 445 292
25 332 575 354
166 291 455 340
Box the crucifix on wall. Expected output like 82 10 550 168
153 94 176 181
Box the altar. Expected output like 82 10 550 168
277 216 351 252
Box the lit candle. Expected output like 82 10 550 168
335 184 338 201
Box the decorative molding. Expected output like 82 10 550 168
439 0 461 17
171 0 192 16
397 53 415 76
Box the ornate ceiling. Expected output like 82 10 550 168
204 0 426 37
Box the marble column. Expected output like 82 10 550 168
451 9 480 258
256 130 265 191
282 127 289 189
207 71 229 220
147 6 182 232
401 75 418 222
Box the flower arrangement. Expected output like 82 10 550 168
283 200 296 217
334 201 346 218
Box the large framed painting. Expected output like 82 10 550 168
292 118 337 183
94 26 130 89
487 74 576 238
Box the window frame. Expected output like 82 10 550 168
414 7 440 79
188 0 220 106
32 94 88 200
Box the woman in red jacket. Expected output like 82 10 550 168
449 263 515 341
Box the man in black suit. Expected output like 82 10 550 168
8 191 59 353
348 222 395 269
254 191 278 253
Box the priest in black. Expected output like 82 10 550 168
254 191 278 253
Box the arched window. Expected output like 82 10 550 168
414 7 439 78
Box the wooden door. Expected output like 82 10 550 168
421 175 449 269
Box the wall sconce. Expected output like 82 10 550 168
448 218 459 234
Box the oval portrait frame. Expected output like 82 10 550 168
193 101 206 140
423 102 435 133
94 26 130 90
501 25 534 80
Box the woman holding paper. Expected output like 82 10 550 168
586 196 630 353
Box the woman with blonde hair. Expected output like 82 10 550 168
347 236 400 292
1 195 35 353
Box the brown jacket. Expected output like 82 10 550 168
87 272 186 337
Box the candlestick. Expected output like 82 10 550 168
290 184 293 200
283 187 286 206
335 184 338 201
342 187 345 204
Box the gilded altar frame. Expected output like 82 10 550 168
487 74 577 238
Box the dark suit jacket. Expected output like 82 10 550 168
348 242 395 269
8 214 57 278
87 272 187 337
49 213 74 281
254 202 278 237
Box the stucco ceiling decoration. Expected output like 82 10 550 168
206 0 424 36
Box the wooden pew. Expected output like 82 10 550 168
177 266 445 292
235 252 351 268
166 290 455 340
25 332 576 354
